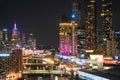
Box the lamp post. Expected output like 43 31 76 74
71 13 76 56
72 21 75 56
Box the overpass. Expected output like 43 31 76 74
23 70 70 75
23 70 110 80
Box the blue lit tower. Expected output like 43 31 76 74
71 0 81 56
72 0 82 56
72 0 81 26
72 1 86 55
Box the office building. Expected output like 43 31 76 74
59 17 78 56
0 49 22 80
77 26 86 55
101 0 113 56
85 0 96 53
27 33 36 50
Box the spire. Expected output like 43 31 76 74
11 21 18 42
12 22 18 35
14 22 17 30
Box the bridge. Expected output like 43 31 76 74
22 52 111 80
23 70 71 75
23 70 110 80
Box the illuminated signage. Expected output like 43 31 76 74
90 55 103 60
0 54 10 57
103 60 117 64
85 50 94 53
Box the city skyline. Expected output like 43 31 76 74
0 1 120 79
0 0 120 47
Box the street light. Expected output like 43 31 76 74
71 13 77 56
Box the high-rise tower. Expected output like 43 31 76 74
2 28 8 42
101 0 113 56
72 0 86 56
101 0 112 40
72 0 81 26
115 31 120 56
77 26 86 55
85 0 96 53
11 22 18 42
0 49 22 80
27 33 36 50
21 33 27 48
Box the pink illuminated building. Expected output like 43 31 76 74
59 22 78 56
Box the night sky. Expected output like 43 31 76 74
0 0 120 47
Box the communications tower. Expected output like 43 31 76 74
11 22 18 42
72 0 81 56
72 0 86 56
72 0 81 26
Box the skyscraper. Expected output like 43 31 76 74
21 33 27 48
115 31 120 56
85 0 96 53
72 0 81 26
2 29 8 42
0 49 22 80
11 22 18 42
77 26 86 55
72 0 86 56
27 33 36 50
101 0 112 40
101 0 113 56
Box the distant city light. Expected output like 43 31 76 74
90 55 103 61
85 50 94 53
1 41 5 45
72 13 75 19
115 31 120 34
62 55 68 60
3 28 7 31
0 54 10 57
80 54 85 58
16 44 21 48
55 76 58 80
114 56 119 60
